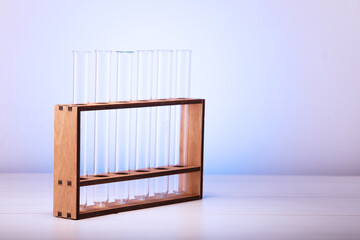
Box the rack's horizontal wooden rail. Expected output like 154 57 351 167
79 194 200 219
56 98 203 111
80 165 201 186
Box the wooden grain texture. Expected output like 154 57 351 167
187 103 203 167
80 165 201 186
179 102 204 196
53 106 79 219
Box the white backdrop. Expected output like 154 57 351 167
0 0 359 174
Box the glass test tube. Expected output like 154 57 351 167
93 50 112 207
173 49 191 194
154 50 173 198
114 51 135 204
134 50 154 200
73 51 90 209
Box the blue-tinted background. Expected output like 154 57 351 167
0 0 359 175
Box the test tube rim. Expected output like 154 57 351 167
116 50 136 54
137 50 155 53
73 51 91 54
95 50 113 53
157 49 175 53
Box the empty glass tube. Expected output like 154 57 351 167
114 51 135 204
93 50 112 207
154 50 174 198
173 49 191 194
134 50 154 200
73 51 90 209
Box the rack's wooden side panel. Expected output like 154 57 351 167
54 106 79 219
179 102 204 196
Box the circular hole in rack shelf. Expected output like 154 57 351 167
155 167 169 170
94 174 109 178
114 172 130 175
174 165 186 168
135 169 150 172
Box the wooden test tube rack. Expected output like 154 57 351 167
54 98 205 220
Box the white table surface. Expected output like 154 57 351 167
0 174 359 240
